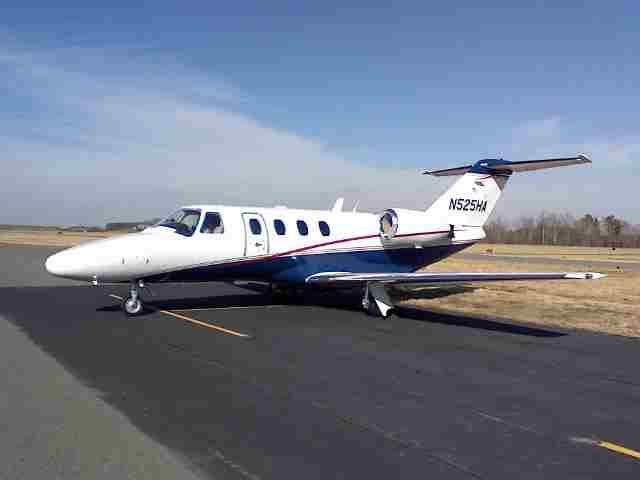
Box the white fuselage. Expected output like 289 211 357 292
45 205 485 284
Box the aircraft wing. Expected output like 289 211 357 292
306 271 605 286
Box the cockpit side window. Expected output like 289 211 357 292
200 212 224 234
156 209 201 237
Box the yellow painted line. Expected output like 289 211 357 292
109 294 251 338
158 309 252 338
598 441 640 460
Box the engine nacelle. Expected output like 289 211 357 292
378 208 452 247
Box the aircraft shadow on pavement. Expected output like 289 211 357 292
97 293 278 312
394 306 566 338
102 287 567 338
389 285 566 337
307 287 566 338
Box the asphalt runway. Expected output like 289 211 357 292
1 245 639 479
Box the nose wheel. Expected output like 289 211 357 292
123 297 143 315
122 280 145 316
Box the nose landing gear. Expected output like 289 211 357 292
122 280 145 316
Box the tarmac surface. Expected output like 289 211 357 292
1 244 639 479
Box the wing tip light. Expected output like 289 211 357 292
564 272 606 280
577 153 592 164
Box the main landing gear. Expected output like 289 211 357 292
269 284 306 303
270 282 395 318
122 280 146 316
362 282 395 318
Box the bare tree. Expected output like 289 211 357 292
482 212 639 248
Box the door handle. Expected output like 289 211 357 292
255 242 263 247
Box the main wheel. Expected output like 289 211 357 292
362 290 380 316
362 290 394 318
270 285 304 304
364 298 382 317
122 297 144 316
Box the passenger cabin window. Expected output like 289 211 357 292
200 212 224 234
249 218 262 235
297 220 308 236
156 208 201 237
319 221 330 237
274 219 286 235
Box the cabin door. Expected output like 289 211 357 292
242 213 269 257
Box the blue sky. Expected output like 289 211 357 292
1 1 639 225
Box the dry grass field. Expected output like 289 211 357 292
398 256 639 338
2 230 638 337
467 242 640 263
0 229 115 247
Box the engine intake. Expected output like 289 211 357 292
379 209 399 240
377 208 452 247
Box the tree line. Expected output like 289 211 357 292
484 213 640 248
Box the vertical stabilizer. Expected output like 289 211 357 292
424 171 508 227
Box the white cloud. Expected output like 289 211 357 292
0 41 434 225
1 39 638 226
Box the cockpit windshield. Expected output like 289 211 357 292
155 209 201 237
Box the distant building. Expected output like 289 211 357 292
105 218 161 232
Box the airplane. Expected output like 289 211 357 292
45 154 605 318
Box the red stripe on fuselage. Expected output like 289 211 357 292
217 229 451 267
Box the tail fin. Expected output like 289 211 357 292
423 155 591 227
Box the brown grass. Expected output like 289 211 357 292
469 242 640 263
0 230 115 247
396 256 640 338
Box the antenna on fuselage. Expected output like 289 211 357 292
331 198 344 212
352 200 360 213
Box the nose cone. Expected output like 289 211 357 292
45 248 96 280
45 251 72 278
44 235 145 282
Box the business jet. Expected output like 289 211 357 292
45 155 604 317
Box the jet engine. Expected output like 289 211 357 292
378 208 452 247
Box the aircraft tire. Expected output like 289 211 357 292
363 291 394 319
122 297 144 316
270 285 304 304
363 292 381 317
365 302 382 317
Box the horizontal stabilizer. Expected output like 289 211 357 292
424 154 591 176
307 271 605 285
423 165 473 176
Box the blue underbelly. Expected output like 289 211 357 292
147 243 472 284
